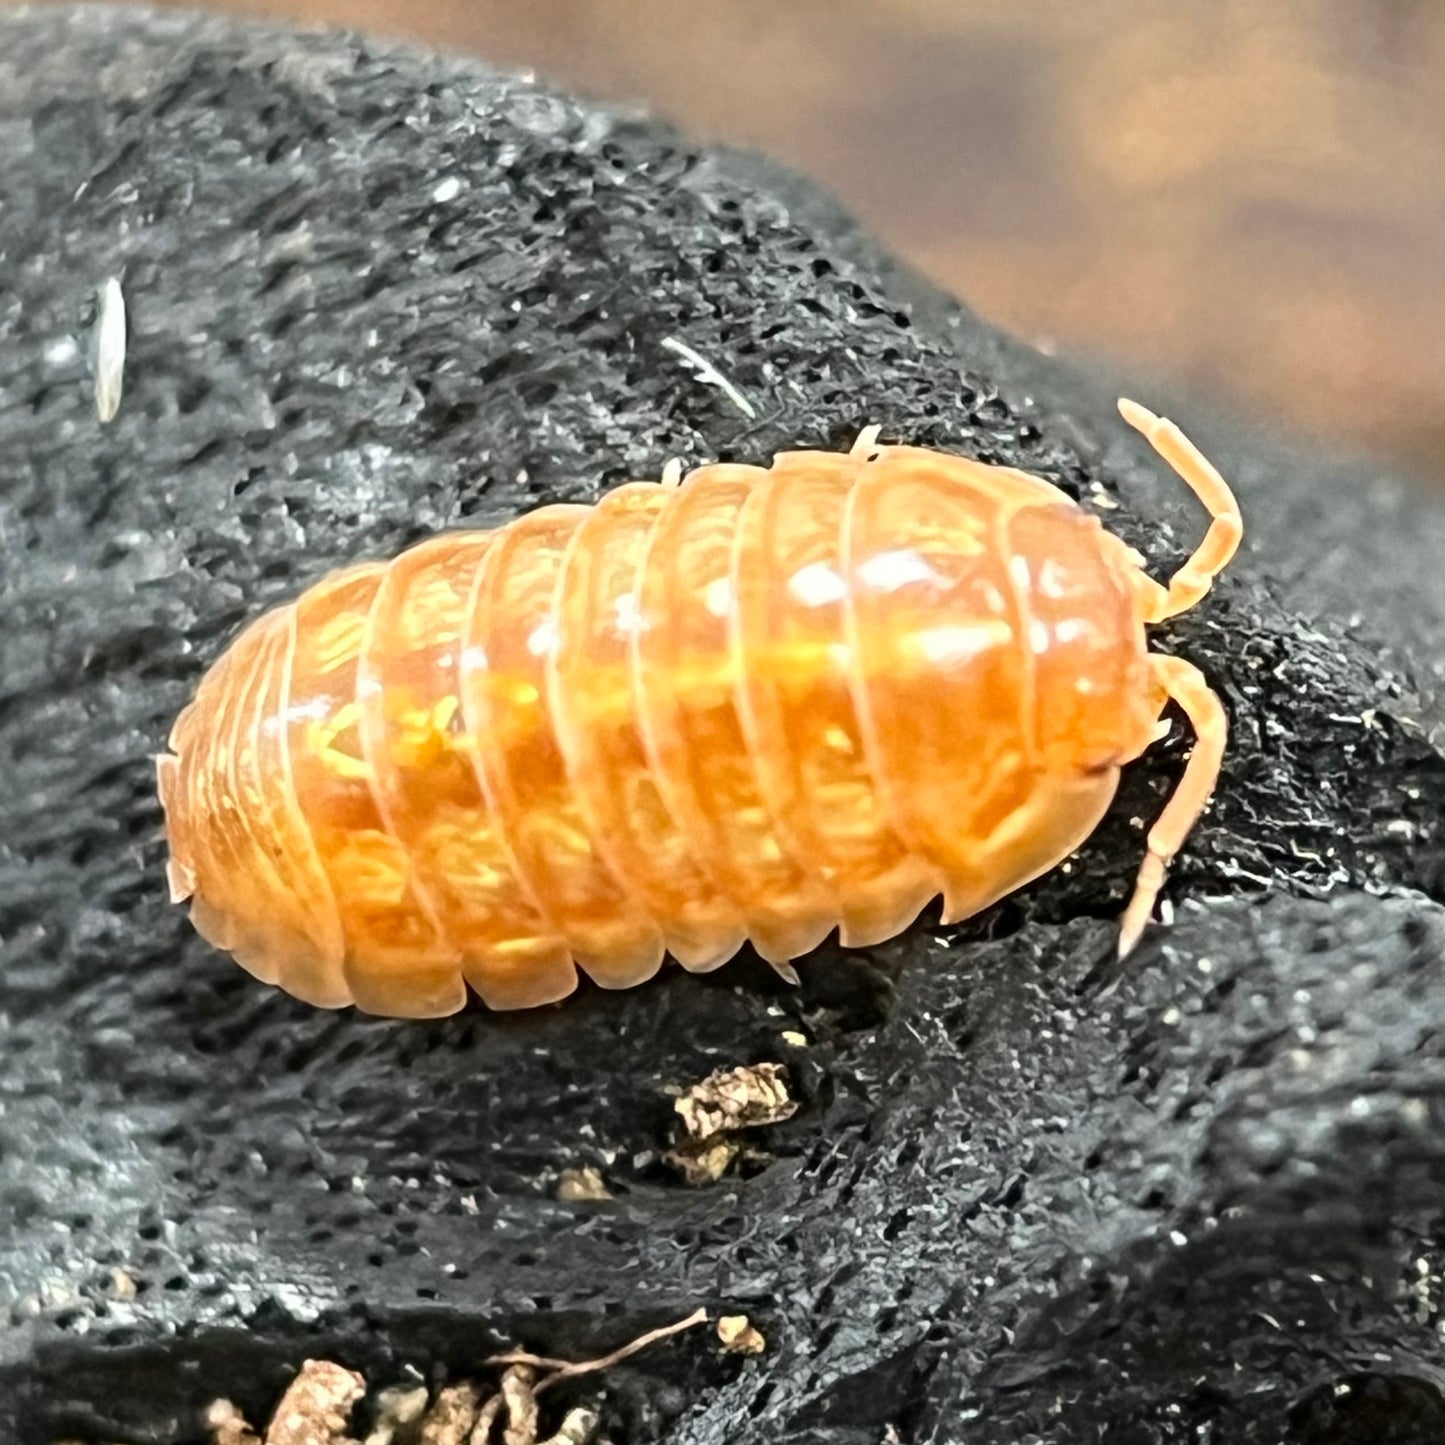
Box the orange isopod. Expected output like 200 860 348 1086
157 399 1242 1017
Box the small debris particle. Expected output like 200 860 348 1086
665 1138 741 1186
470 1390 505 1445
205 1397 262 1445
716 1314 766 1356
415 1382 482 1445
487 1307 708 1393
500 1366 538 1445
659 335 758 419
93 276 126 424
364 1382 430 1444
780 1030 809 1048
378 1384 429 1428
263 1359 365 1445
109 1266 138 1300
458 1371 597 1445
675 1062 797 1141
556 1166 612 1202
667 1064 797 1181
540 1407 598 1445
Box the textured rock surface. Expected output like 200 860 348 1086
6 8 1445 1444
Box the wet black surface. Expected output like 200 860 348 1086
6 9 1445 1443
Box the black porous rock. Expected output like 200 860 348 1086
6 8 1445 1444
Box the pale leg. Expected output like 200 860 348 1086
1118 654 1228 958
1118 399 1243 621
850 425 883 460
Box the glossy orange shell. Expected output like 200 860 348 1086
158 442 1165 1016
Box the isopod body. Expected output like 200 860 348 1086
158 400 1242 1016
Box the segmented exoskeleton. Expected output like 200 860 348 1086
158 400 1242 1016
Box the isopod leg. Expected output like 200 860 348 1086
1117 398 1243 621
767 958 802 986
1117 654 1227 959
849 425 883 460
155 752 195 903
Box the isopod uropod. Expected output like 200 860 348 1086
157 399 1242 1017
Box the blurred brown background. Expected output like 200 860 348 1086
28 0 1445 480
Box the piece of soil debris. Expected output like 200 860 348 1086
666 1064 799 1183
555 1167 612 1203
172 1313 711 1445
715 1318 766 1357
674 1064 798 1142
